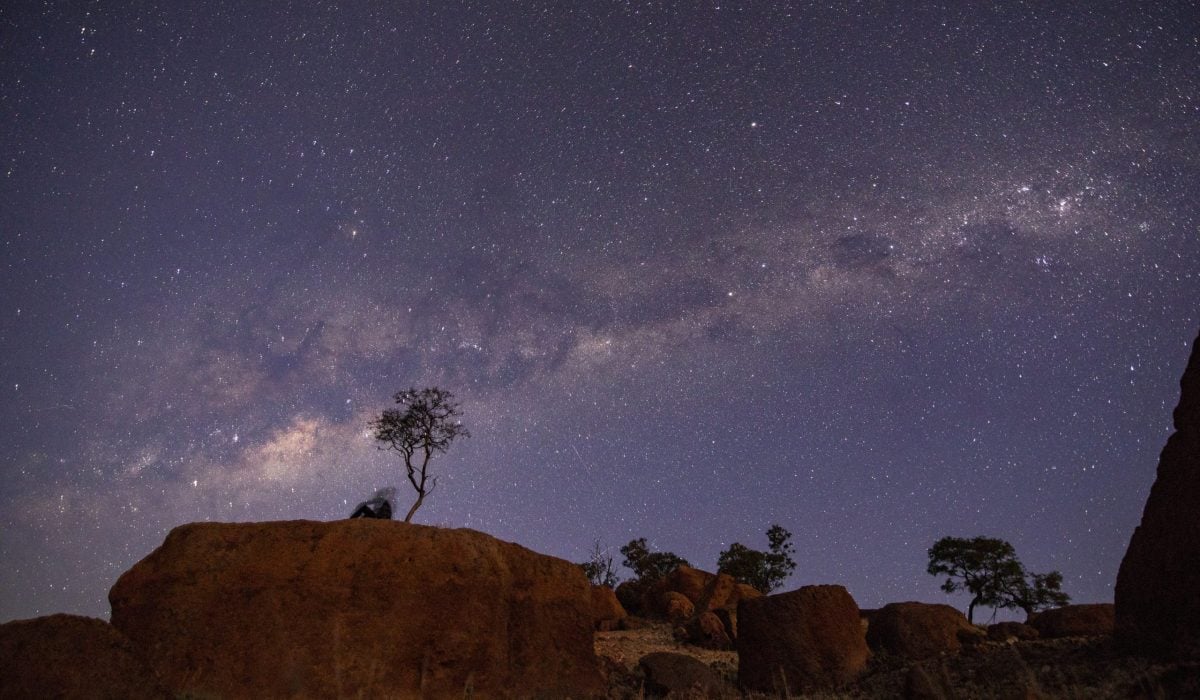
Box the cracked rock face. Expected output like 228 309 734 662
1115 330 1200 660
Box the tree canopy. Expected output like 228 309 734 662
927 535 1069 623
716 524 797 594
579 541 621 588
369 387 469 523
620 538 689 584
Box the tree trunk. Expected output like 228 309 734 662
404 494 423 523
967 597 978 624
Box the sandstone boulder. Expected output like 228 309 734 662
0 614 169 699
737 584 870 694
616 578 650 615
642 566 761 619
661 591 695 623
865 602 978 660
638 652 730 698
591 585 628 631
1116 329 1200 659
1029 603 1114 639
681 611 733 650
109 520 603 699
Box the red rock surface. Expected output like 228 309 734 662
0 614 169 699
1116 330 1200 660
642 565 761 619
591 585 628 631
1030 603 1115 639
865 602 978 660
109 519 603 699
737 584 870 693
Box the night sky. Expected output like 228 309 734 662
2 2 1198 624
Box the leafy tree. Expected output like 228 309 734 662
717 524 797 593
927 536 1070 623
619 537 689 584
579 540 621 588
369 387 469 523
1002 570 1071 617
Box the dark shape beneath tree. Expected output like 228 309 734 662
369 387 469 523
349 487 396 519
620 538 689 584
927 535 1069 623
717 524 797 594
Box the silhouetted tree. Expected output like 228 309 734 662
1002 569 1071 618
620 538 689 584
927 536 1069 623
717 524 797 593
579 540 621 588
370 387 469 523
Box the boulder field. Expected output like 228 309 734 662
108 519 604 699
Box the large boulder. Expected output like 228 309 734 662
590 585 628 631
865 602 979 660
1029 603 1114 639
680 611 733 650
0 614 169 699
109 520 604 699
1116 329 1200 660
737 584 870 694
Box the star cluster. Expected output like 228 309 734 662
1 2 1198 621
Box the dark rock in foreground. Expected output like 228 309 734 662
0 613 169 699
1116 329 1200 660
109 519 604 699
638 651 730 698
737 584 869 694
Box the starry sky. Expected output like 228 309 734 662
2 2 1198 624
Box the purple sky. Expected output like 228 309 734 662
2 2 1197 623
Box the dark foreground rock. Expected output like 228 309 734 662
1029 603 1115 639
0 614 169 699
866 602 981 660
1116 329 1200 660
737 584 870 694
109 519 603 699
638 651 731 698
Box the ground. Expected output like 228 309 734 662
594 619 1200 699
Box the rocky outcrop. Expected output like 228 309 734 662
1116 330 1200 660
661 591 695 623
737 584 870 694
642 566 760 617
680 611 733 650
0 614 169 699
638 652 731 698
109 519 603 699
591 585 628 631
865 602 980 660
1029 603 1114 639
987 621 1039 642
